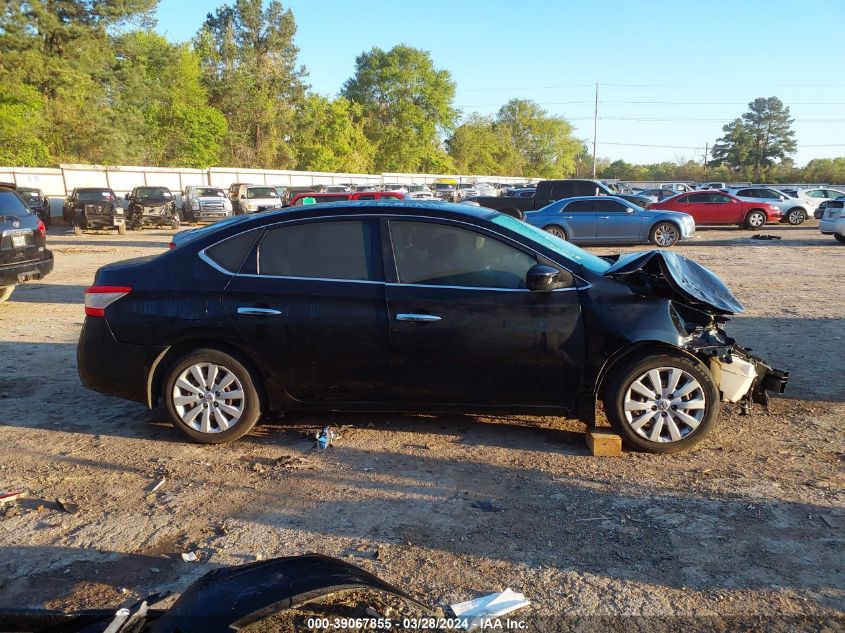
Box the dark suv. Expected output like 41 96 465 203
64 188 126 235
16 187 51 225
126 186 179 230
0 186 53 302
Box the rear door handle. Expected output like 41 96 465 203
396 313 441 322
237 307 283 316
598 216 610 219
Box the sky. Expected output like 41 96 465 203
154 0 845 166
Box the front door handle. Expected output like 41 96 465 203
237 307 283 316
396 313 441 323
598 216 610 219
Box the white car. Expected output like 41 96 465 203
183 186 232 223
457 183 480 199
232 184 284 214
382 183 408 193
723 186 811 225
325 185 352 193
819 199 845 243
407 184 436 199
795 187 845 213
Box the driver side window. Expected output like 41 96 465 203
390 221 537 290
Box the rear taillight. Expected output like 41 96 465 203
37 219 46 238
84 286 131 317
169 241 176 249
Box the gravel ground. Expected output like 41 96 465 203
0 222 843 630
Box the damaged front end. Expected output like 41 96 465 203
605 250 789 412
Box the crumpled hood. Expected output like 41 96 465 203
604 250 744 315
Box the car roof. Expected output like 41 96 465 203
76 187 113 192
544 195 638 205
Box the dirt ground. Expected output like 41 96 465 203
0 221 843 630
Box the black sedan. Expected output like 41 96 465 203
0 187 53 302
77 202 787 453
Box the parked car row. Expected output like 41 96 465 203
0 184 53 302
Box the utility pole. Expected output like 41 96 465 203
703 142 709 176
592 82 598 178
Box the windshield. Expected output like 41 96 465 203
136 187 171 199
491 214 611 275
78 190 114 202
196 188 225 197
433 183 453 190
247 187 279 199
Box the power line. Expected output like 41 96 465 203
457 100 845 108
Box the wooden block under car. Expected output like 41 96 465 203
585 429 622 456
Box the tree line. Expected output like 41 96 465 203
1 1 842 183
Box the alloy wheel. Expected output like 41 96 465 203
748 212 765 228
544 226 566 239
787 209 805 225
171 362 245 433
653 224 678 246
623 367 707 443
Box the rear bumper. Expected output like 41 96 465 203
819 218 845 235
77 317 167 406
0 251 53 287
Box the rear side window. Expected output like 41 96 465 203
205 230 260 273
565 200 597 212
258 220 380 281
0 190 32 217
687 193 711 203
598 199 628 212
708 193 733 203
549 182 576 198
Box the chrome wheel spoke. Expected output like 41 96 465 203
624 400 650 411
200 407 212 433
175 378 202 395
630 409 658 431
221 389 244 401
673 409 701 430
673 379 699 399
213 408 231 431
675 397 706 410
217 402 242 419
665 416 682 441
649 416 665 441
214 372 237 392
182 404 203 426
173 395 200 406
665 369 682 396
630 380 656 399
647 369 663 393
190 365 206 388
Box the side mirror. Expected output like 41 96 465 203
625 207 635 213
240 194 246 199
526 264 562 292
124 193 130 200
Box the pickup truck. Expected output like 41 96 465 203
474 179 628 219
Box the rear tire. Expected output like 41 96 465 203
835 234 845 243
603 352 720 453
0 286 14 302
743 210 767 230
543 225 567 240
163 348 262 444
649 221 680 247
785 208 806 225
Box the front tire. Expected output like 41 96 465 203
603 353 720 453
835 234 845 243
163 348 262 444
785 208 806 225
649 221 680 247
0 286 15 302
744 210 767 230
543 225 568 240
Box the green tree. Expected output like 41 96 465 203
195 0 306 168
292 95 374 173
342 45 456 173
711 97 797 180
495 99 582 178
447 114 521 175
112 32 227 168
0 78 52 165
0 0 157 163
